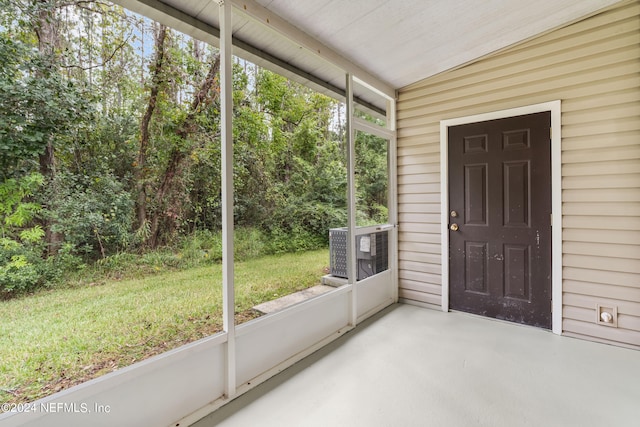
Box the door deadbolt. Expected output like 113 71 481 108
450 223 459 231
450 210 458 218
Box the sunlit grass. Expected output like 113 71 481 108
0 249 328 405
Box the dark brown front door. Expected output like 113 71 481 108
448 112 552 329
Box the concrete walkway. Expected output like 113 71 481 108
253 285 335 314
193 304 640 427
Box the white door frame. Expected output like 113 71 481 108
439 101 562 335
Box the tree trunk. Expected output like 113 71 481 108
148 149 184 248
148 54 221 248
35 0 63 255
136 24 167 230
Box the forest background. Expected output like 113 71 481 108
0 0 389 297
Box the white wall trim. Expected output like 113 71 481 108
440 100 562 335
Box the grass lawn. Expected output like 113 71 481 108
0 249 328 405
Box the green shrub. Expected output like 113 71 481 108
140 250 183 270
0 173 57 296
0 238 41 295
268 200 346 248
48 172 134 259
177 229 222 266
178 227 267 264
265 225 326 254
53 243 86 274
233 227 266 261
0 246 87 297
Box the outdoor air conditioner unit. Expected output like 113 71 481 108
329 228 388 280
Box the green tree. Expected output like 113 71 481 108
135 26 222 248
356 131 388 224
0 0 390 277
0 33 92 179
246 69 348 250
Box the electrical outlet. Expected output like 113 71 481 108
596 304 618 328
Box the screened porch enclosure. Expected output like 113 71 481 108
1 0 637 426
1 2 399 426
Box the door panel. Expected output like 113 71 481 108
504 244 530 300
464 164 487 225
465 241 488 294
448 112 551 329
504 161 529 227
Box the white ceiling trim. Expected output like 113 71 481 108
115 0 393 112
115 0 624 106
229 0 395 98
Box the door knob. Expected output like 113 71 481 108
450 223 459 231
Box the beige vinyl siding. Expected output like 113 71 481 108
396 0 640 348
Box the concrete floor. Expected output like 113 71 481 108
193 304 640 427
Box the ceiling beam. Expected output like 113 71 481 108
123 0 221 45
114 0 386 115
229 0 396 99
